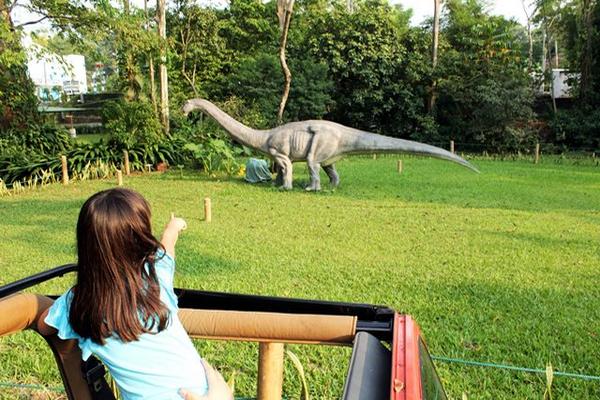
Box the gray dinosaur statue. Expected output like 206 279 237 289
183 98 478 190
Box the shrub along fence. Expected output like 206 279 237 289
0 140 185 194
2 140 598 197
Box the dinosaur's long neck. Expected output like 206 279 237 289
185 99 268 150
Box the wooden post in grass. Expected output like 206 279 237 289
534 143 540 164
450 140 455 154
257 342 284 400
372 153 377 160
123 151 130 176
61 155 69 185
116 170 123 186
397 160 403 174
204 197 212 223
66 114 76 138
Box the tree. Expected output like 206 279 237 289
276 0 294 123
428 0 442 112
171 2 231 96
157 0 169 133
301 0 432 138
435 0 533 150
0 2 39 130
0 0 100 130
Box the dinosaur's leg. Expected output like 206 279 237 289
274 164 284 187
322 164 340 187
280 158 293 190
305 158 321 191
270 149 293 190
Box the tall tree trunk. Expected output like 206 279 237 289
144 0 158 115
541 28 547 92
521 0 533 71
276 0 294 125
580 0 594 105
428 0 441 113
157 0 169 134
150 59 158 114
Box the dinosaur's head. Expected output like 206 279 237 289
182 100 195 117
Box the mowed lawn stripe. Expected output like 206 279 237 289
0 157 598 399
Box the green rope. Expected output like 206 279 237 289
0 382 263 399
3 357 599 397
431 356 600 382
0 382 64 392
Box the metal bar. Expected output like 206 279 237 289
175 288 394 321
0 264 77 299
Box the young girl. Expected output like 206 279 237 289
38 188 215 399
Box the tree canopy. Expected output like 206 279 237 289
2 0 600 151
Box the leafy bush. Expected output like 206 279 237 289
548 108 600 150
1 124 72 154
101 100 163 148
434 0 535 151
301 1 434 138
0 24 40 131
0 124 74 185
184 139 240 175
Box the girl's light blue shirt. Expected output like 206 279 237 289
45 250 208 399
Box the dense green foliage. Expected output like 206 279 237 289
1 158 599 399
0 18 41 131
300 1 434 137
548 108 600 150
435 0 534 150
4 0 600 189
102 100 162 148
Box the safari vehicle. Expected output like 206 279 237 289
0 264 447 400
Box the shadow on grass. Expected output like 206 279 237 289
480 229 597 249
413 279 600 399
153 158 600 213
409 281 600 368
0 198 83 222
334 157 598 211
175 251 243 276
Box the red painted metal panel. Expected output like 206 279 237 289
390 314 423 400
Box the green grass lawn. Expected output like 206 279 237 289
74 133 106 144
1 157 599 399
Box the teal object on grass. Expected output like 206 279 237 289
245 158 272 183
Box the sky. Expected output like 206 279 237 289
396 0 529 25
13 0 532 32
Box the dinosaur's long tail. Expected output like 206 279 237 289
350 131 479 172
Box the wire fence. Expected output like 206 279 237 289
1 141 598 196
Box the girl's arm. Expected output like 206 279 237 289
36 308 58 336
179 359 233 400
161 214 187 258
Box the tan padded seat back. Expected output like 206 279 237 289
0 293 92 400
179 309 357 345
0 293 53 336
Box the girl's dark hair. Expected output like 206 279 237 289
70 188 169 344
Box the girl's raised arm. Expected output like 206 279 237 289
161 213 187 258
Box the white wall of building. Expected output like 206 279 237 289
22 35 88 97
552 69 575 99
